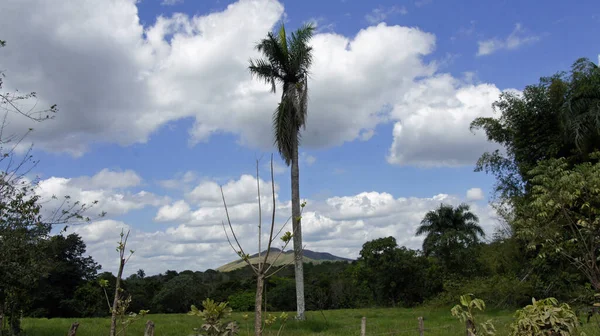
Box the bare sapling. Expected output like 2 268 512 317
221 155 305 336
101 229 148 336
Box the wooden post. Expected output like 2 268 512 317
67 322 79 336
417 316 424 336
360 317 366 336
144 320 155 336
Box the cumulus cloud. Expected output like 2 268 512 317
387 74 502 166
477 23 539 56
0 0 503 167
69 172 499 275
155 200 191 222
36 170 168 218
466 187 485 201
69 168 142 190
157 171 199 191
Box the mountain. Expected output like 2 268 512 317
216 248 353 272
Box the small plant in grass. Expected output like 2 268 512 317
188 298 239 336
451 294 496 335
510 297 585 336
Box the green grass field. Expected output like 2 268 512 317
21 307 600 335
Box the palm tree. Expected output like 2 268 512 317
248 22 315 320
415 203 485 261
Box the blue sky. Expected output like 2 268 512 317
1 0 598 275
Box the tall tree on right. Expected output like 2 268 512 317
248 22 315 320
416 203 485 272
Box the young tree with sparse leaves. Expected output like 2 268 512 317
221 155 300 336
516 153 600 291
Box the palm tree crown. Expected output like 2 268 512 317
248 22 315 165
415 203 485 257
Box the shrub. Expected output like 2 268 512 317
227 291 255 312
510 297 584 336
451 294 496 335
188 298 239 336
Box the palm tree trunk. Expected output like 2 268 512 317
291 127 305 320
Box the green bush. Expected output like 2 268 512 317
510 297 584 336
227 291 255 312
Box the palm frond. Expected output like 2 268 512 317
278 23 289 60
248 58 281 93
272 99 295 165
256 32 289 75
289 24 315 76
297 75 309 129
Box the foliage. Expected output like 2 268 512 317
188 299 238 336
470 57 600 202
27 234 100 318
0 38 100 336
152 274 208 313
354 237 440 306
516 153 600 290
416 203 485 275
451 294 496 335
248 23 315 165
227 291 255 312
510 298 584 336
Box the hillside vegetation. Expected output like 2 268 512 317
216 248 352 272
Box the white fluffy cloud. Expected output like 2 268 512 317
477 23 539 56
387 74 501 166
466 187 485 201
36 169 168 218
69 168 142 190
1 0 504 166
63 172 499 275
155 200 191 222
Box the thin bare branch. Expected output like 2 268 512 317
257 158 263 272
220 185 259 273
266 244 306 279
263 154 278 268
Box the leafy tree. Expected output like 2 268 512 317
0 39 100 335
27 233 100 317
562 58 600 156
152 274 208 313
471 57 600 203
355 237 438 306
416 203 485 273
516 153 600 290
248 22 315 320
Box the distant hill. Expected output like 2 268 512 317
216 248 353 272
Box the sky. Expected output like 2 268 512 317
0 0 598 276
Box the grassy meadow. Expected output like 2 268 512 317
22 307 600 335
